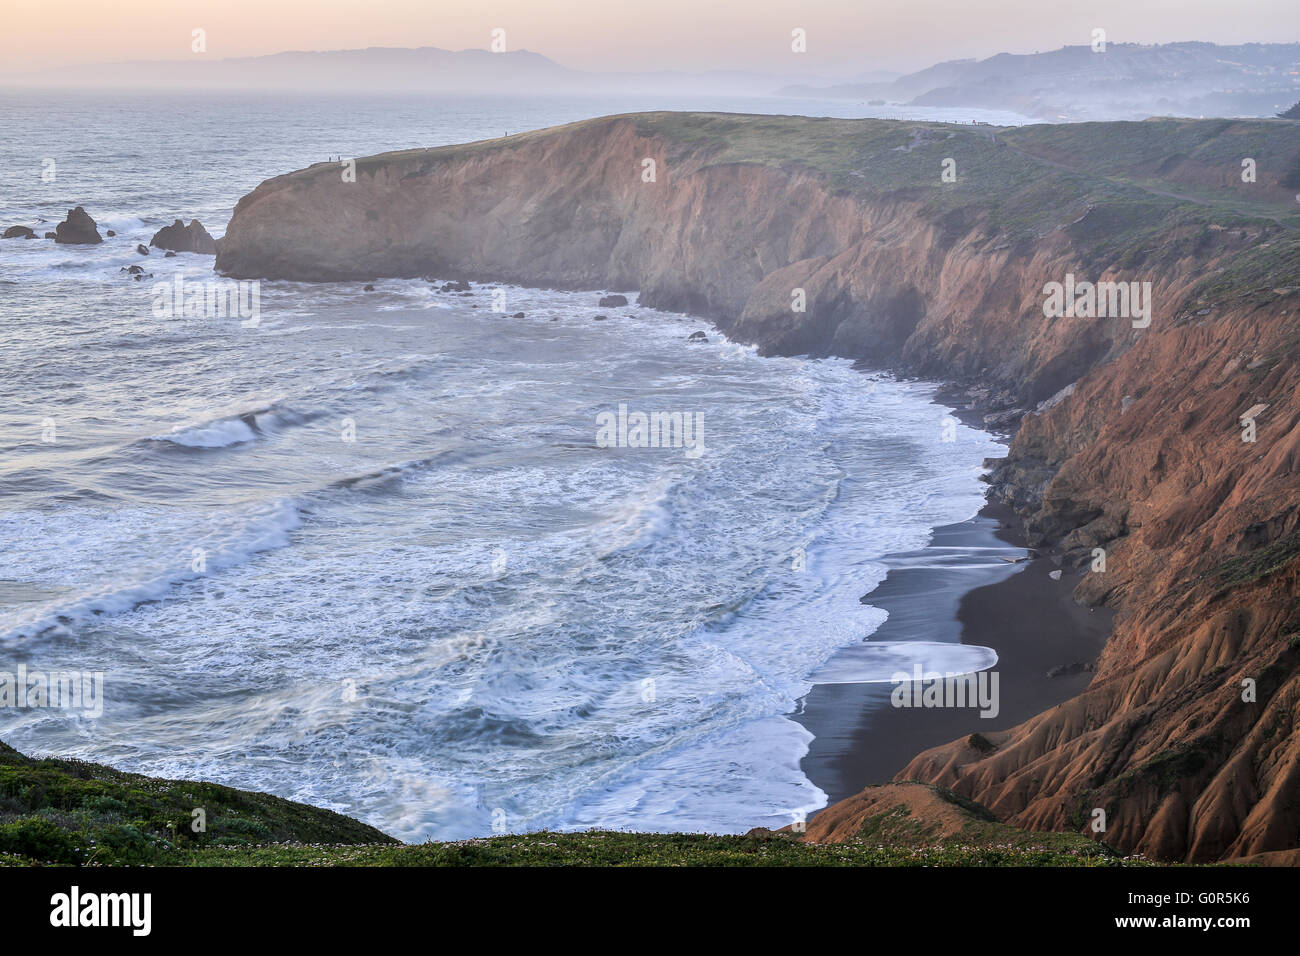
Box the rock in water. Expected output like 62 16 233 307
150 218 217 255
687 330 709 343
136 243 150 255
54 206 102 244
983 407 1026 428
3 225 36 239
598 294 628 307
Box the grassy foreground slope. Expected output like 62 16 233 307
0 739 394 865
0 740 1151 866
162 829 1139 867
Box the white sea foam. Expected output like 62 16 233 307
4 288 1003 840
154 417 258 448
806 641 999 684
0 499 303 644
2 89 1010 841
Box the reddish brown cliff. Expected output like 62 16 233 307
217 112 1300 861
901 293 1300 864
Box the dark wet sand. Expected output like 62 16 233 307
795 496 1114 812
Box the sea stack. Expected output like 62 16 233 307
54 206 102 244
150 218 217 254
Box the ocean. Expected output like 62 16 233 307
0 89 1012 840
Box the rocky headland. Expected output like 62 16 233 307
210 111 1300 863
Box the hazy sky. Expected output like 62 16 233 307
6 0 1300 75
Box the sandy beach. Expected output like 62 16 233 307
796 476 1114 811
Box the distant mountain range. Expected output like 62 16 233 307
778 42 1300 121
2 46 840 97
6 42 1299 122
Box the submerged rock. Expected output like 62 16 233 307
150 218 217 255
1046 661 1095 679
983 407 1026 428
3 225 36 239
54 206 102 244
598 294 629 307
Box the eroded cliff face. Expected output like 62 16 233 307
218 112 1300 861
219 115 1240 404
903 296 1300 864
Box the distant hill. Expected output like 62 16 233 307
778 42 1300 121
2 46 835 96
11 41 1297 120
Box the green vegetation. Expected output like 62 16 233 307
284 112 1300 311
325 111 1300 311
0 739 394 865
627 111 1120 242
852 801 1113 862
845 783 1118 864
1003 119 1300 227
0 739 1161 867
1211 531 1300 590
159 829 1146 868
1138 745 1212 794
1188 236 1300 307
618 113 1300 236
1109 738 1225 799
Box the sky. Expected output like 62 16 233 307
5 0 1300 76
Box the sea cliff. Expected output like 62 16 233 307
217 112 1300 862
